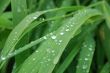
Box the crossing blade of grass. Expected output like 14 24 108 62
56 17 102 73
11 0 29 69
11 0 27 25
102 1 110 29
0 6 83 58
55 41 81 73
17 8 101 73
27 0 37 13
44 0 74 34
0 15 13 29
100 62 110 73
0 36 45 62
0 7 87 69
76 35 95 73
0 0 10 15
1 12 12 19
101 24 110 63
96 37 105 73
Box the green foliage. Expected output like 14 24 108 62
0 0 110 73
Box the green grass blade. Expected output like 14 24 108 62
100 62 110 73
0 0 10 14
17 8 101 73
76 35 95 73
102 1 110 29
11 0 27 25
0 6 84 57
0 15 13 29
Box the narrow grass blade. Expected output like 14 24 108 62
18 8 101 73
100 62 110 73
0 16 13 29
0 0 10 14
11 0 27 25
76 35 95 73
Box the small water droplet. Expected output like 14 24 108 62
13 38 16 41
47 59 51 61
53 56 59 64
17 8 21 13
43 36 47 39
32 58 36 61
59 40 62 43
0 56 6 61
60 32 64 35
65 29 69 31
33 16 37 19
15 32 18 34
84 58 88 61
35 50 39 53
82 65 87 69
87 54 90 57
52 50 55 53
51 35 56 39
70 25 73 27
89 47 92 51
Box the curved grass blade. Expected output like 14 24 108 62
102 1 110 29
0 6 84 69
0 16 13 29
18 8 101 73
0 6 83 57
76 35 95 73
11 0 27 25
0 0 10 14
100 62 110 73
56 18 102 73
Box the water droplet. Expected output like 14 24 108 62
65 29 69 31
13 38 16 41
43 36 47 39
60 32 64 35
47 59 51 61
46 49 51 53
89 47 92 51
1 56 6 61
52 50 55 53
70 25 73 27
17 8 21 12
82 65 87 69
35 50 39 53
87 54 90 57
33 16 37 19
53 56 59 64
59 40 62 43
32 58 36 61
84 58 88 61
51 35 56 39
15 32 18 34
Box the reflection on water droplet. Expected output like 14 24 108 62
84 58 88 61
17 8 21 13
53 56 59 64
65 29 69 31
51 35 56 39
33 16 37 19
32 58 36 61
43 36 47 40
82 65 87 69
60 32 64 35
1 56 6 61
35 50 39 53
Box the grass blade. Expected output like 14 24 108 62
17 8 101 73
76 35 95 73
